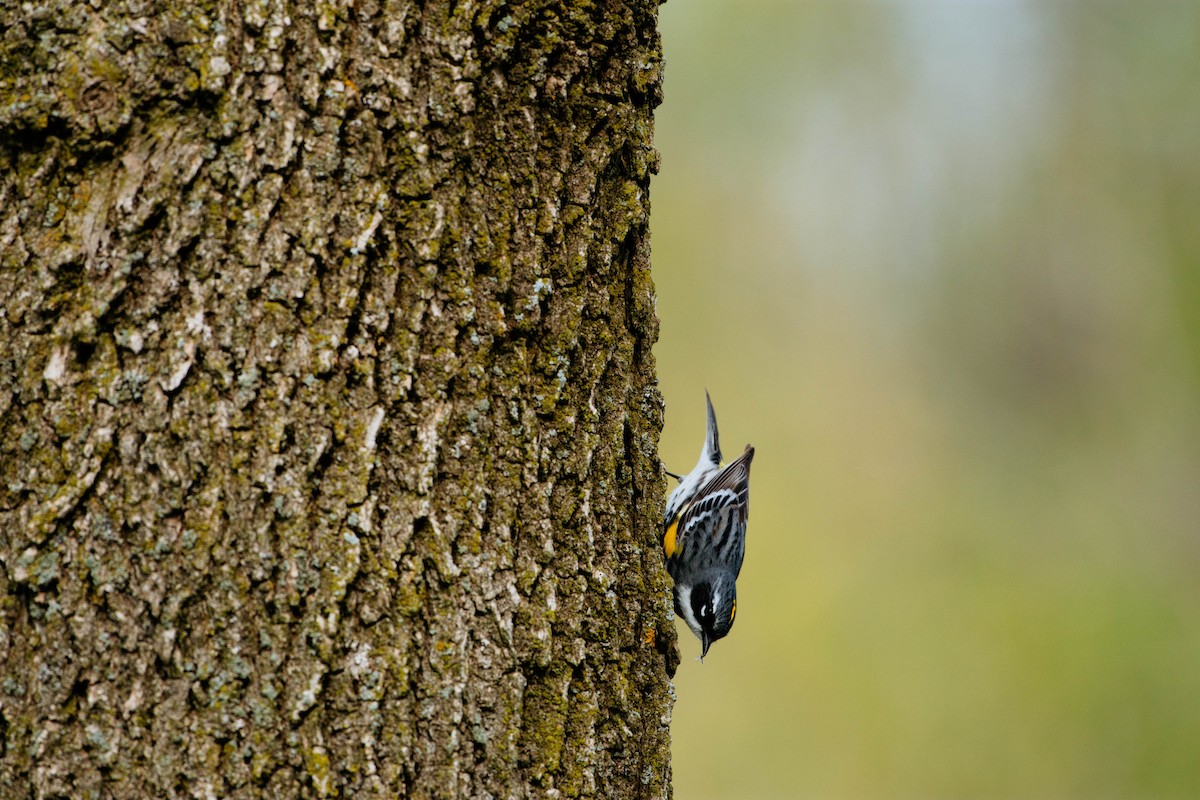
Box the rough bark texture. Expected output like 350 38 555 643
0 1 676 797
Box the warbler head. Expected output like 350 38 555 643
677 572 738 659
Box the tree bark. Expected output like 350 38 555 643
0 1 675 797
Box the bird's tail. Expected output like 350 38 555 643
703 390 722 466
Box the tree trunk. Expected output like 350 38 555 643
0 1 675 797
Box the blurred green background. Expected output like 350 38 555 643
652 2 1200 798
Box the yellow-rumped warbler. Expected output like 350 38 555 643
663 392 754 658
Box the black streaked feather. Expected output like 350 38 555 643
665 444 754 577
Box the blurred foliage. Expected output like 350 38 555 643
653 2 1200 798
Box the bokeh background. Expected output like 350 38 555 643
652 2 1200 798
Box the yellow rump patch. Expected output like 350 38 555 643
663 518 680 558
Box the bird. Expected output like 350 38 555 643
663 391 754 659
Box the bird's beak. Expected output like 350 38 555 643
700 633 711 660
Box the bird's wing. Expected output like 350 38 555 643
669 445 754 569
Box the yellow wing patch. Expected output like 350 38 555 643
730 599 737 624
663 517 680 558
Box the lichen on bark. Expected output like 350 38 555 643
0 1 676 797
